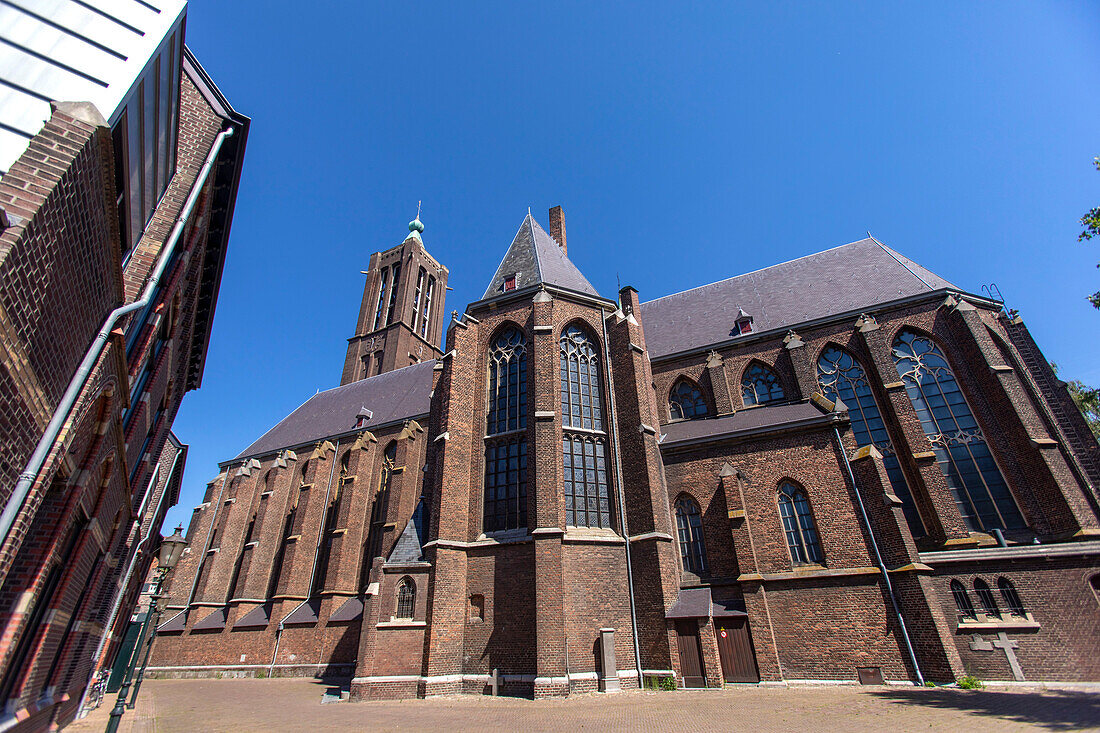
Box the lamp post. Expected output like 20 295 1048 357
106 526 187 733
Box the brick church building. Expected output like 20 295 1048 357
150 208 1100 696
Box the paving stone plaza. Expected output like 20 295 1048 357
70 678 1100 732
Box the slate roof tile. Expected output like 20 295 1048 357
640 238 955 359
234 360 436 460
482 214 599 300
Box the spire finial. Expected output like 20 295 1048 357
408 201 424 235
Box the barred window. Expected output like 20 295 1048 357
564 435 611 528
675 496 708 575
670 378 707 420
951 580 976 622
741 362 785 406
892 329 1024 532
484 438 527 532
560 325 603 431
818 344 924 536
997 577 1026 617
373 267 390 331
974 578 1001 619
778 481 823 565
395 577 415 620
487 327 527 435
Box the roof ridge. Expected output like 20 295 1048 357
527 212 544 283
640 237 876 306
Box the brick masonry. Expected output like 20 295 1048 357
0 56 247 732
149 215 1100 697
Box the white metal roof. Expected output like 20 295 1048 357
0 0 185 176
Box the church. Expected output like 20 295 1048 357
149 207 1100 697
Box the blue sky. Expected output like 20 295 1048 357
165 1 1100 530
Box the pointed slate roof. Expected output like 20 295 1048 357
386 501 426 565
482 214 600 300
639 238 956 359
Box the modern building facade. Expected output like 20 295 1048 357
0 1 247 728
150 208 1099 697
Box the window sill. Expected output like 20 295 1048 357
475 529 533 546
377 620 426 629
563 528 623 545
956 613 1039 633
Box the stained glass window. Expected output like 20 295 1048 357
741 362 786 406
892 329 1024 532
670 379 708 420
818 344 925 536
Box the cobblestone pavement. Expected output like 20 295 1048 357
68 679 1100 733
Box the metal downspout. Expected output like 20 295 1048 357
77 443 182 716
0 127 234 553
833 425 925 686
602 311 644 686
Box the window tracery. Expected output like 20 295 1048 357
669 379 708 421
817 344 924 536
892 329 1024 532
741 362 785 406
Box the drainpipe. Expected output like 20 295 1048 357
0 127 234 554
77 444 183 715
832 426 924 686
602 311 644 686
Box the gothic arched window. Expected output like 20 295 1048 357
951 580 976 622
974 578 1001 619
395 577 415 620
892 329 1024 532
777 481 823 565
674 496 708 575
560 325 612 529
669 379 708 421
560 325 603 431
741 362 786 406
997 577 1026 617
485 327 528 532
817 344 924 536
487 327 527 435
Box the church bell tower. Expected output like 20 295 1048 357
340 216 449 384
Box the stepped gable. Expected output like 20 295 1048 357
234 359 436 460
639 238 956 359
481 213 600 300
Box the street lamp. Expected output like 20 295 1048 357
106 526 187 732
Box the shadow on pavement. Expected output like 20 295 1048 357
869 689 1100 731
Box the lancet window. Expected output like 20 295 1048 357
560 325 612 529
484 327 528 532
669 378 708 421
817 344 924 536
777 481 823 565
675 495 708 575
892 329 1024 532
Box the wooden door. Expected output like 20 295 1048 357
675 620 706 688
715 618 759 683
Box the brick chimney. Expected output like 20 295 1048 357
548 205 566 255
